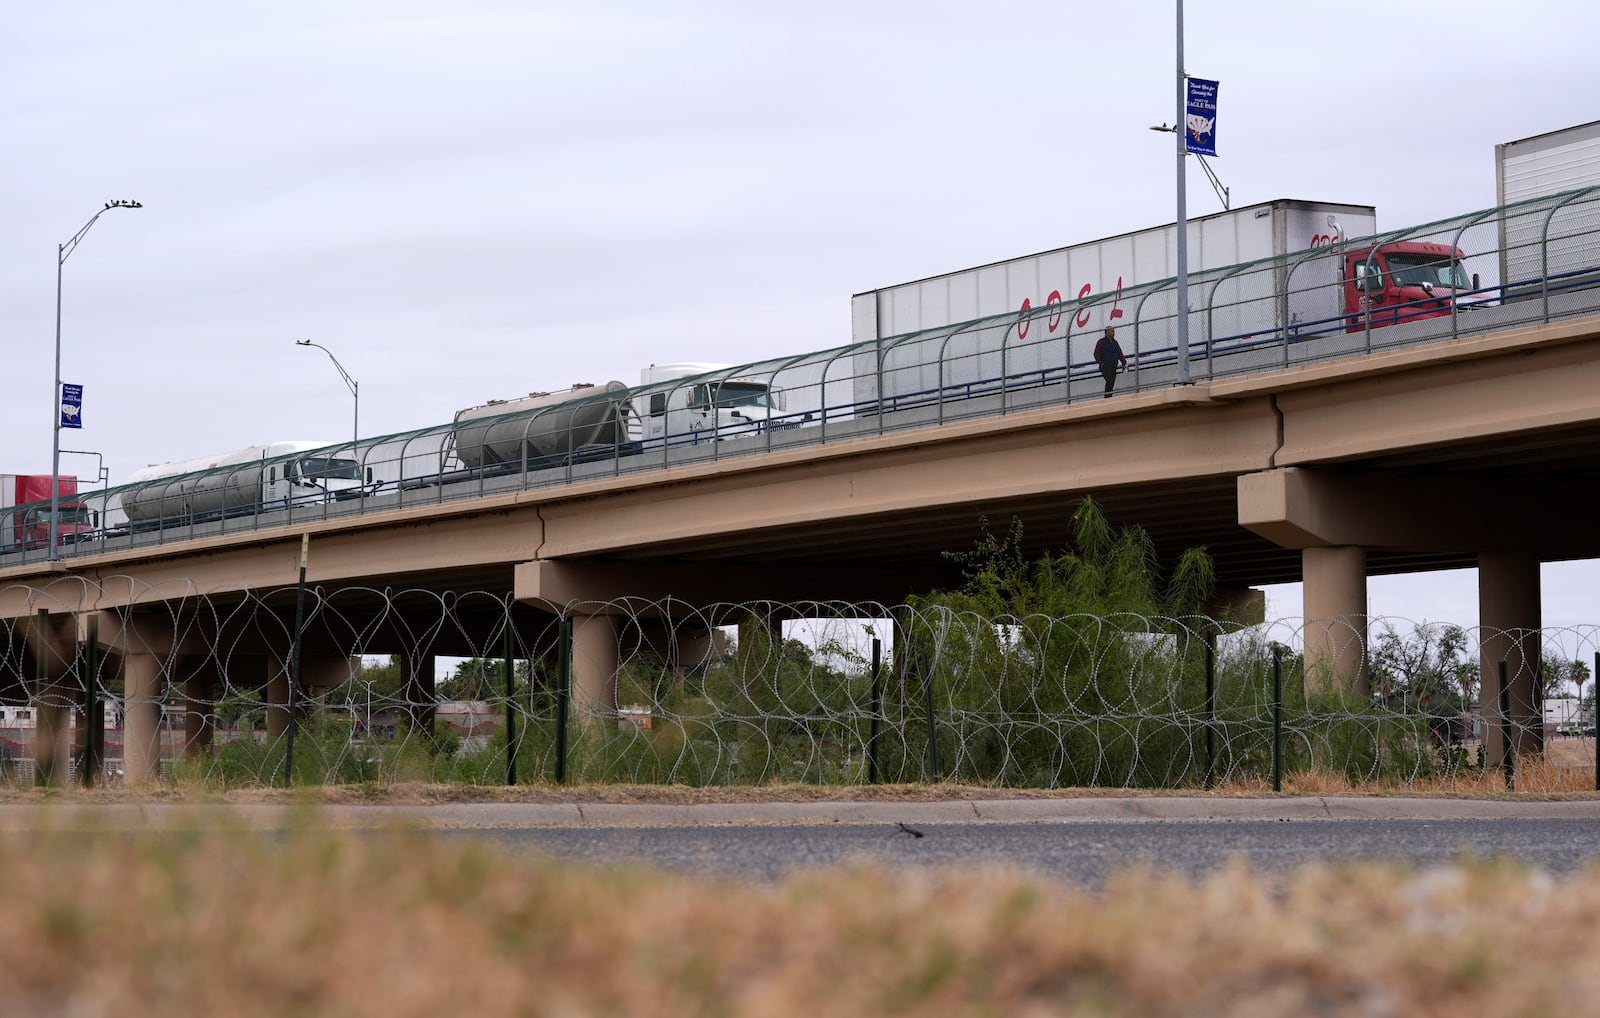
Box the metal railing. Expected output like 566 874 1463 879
5 188 1600 566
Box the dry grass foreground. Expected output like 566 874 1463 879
0 821 1597 1018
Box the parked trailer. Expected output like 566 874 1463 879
0 474 91 553
849 198 1475 412
120 441 368 529
1495 121 1600 299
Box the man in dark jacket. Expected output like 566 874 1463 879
1094 327 1128 397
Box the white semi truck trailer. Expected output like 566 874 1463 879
849 198 1477 413
1494 120 1600 300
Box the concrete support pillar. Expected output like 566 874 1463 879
637 620 724 700
122 651 165 784
1302 546 1369 697
736 611 784 704
571 613 619 725
27 611 78 786
34 702 73 788
265 652 291 740
303 653 358 701
1479 551 1543 766
183 658 220 758
401 653 437 734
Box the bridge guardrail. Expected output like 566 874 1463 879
4 189 1600 565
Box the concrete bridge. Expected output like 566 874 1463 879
4 312 1599 782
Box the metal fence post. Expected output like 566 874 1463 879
921 649 940 781
35 608 50 787
503 616 517 787
1271 644 1283 793
554 619 572 784
868 637 881 785
1204 631 1216 789
1499 659 1514 791
285 534 309 786
81 615 101 787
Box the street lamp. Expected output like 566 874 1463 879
50 199 141 558
296 340 359 451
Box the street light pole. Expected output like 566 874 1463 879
1173 0 1190 384
50 200 141 559
295 340 359 450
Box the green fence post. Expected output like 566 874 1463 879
81 615 100 788
1499 659 1514 791
1204 631 1216 790
504 616 517 787
921 649 940 781
285 534 308 787
1271 644 1283 793
868 637 881 785
554 619 572 784
35 609 51 787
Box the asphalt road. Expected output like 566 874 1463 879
448 817 1600 886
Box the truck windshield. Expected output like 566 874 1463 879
1386 254 1471 289
298 457 362 481
712 382 777 409
28 506 93 526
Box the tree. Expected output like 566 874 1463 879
324 655 405 706
1368 622 1470 708
1541 655 1591 701
932 498 1216 620
436 658 534 702
1452 659 1480 707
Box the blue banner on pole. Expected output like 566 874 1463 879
60 383 83 429
1185 77 1219 157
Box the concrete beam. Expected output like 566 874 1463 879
537 401 1279 559
1270 323 1600 464
514 558 951 611
1239 467 1600 554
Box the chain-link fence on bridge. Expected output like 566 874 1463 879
3 190 1599 568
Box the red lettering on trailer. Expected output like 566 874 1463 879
1074 283 1094 328
1016 297 1032 339
1045 290 1064 332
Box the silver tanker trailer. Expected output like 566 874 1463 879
449 380 640 470
120 440 369 529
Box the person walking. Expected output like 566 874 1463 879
1094 327 1128 397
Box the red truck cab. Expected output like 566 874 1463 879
1345 242 1478 331
1 474 93 552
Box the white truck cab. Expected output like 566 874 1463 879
635 363 785 445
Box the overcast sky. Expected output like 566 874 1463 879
3 2 1597 630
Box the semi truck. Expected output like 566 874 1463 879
119 441 369 529
850 198 1476 412
634 363 789 444
1 474 92 553
1494 120 1600 301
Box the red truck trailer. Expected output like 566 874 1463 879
0 474 92 553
